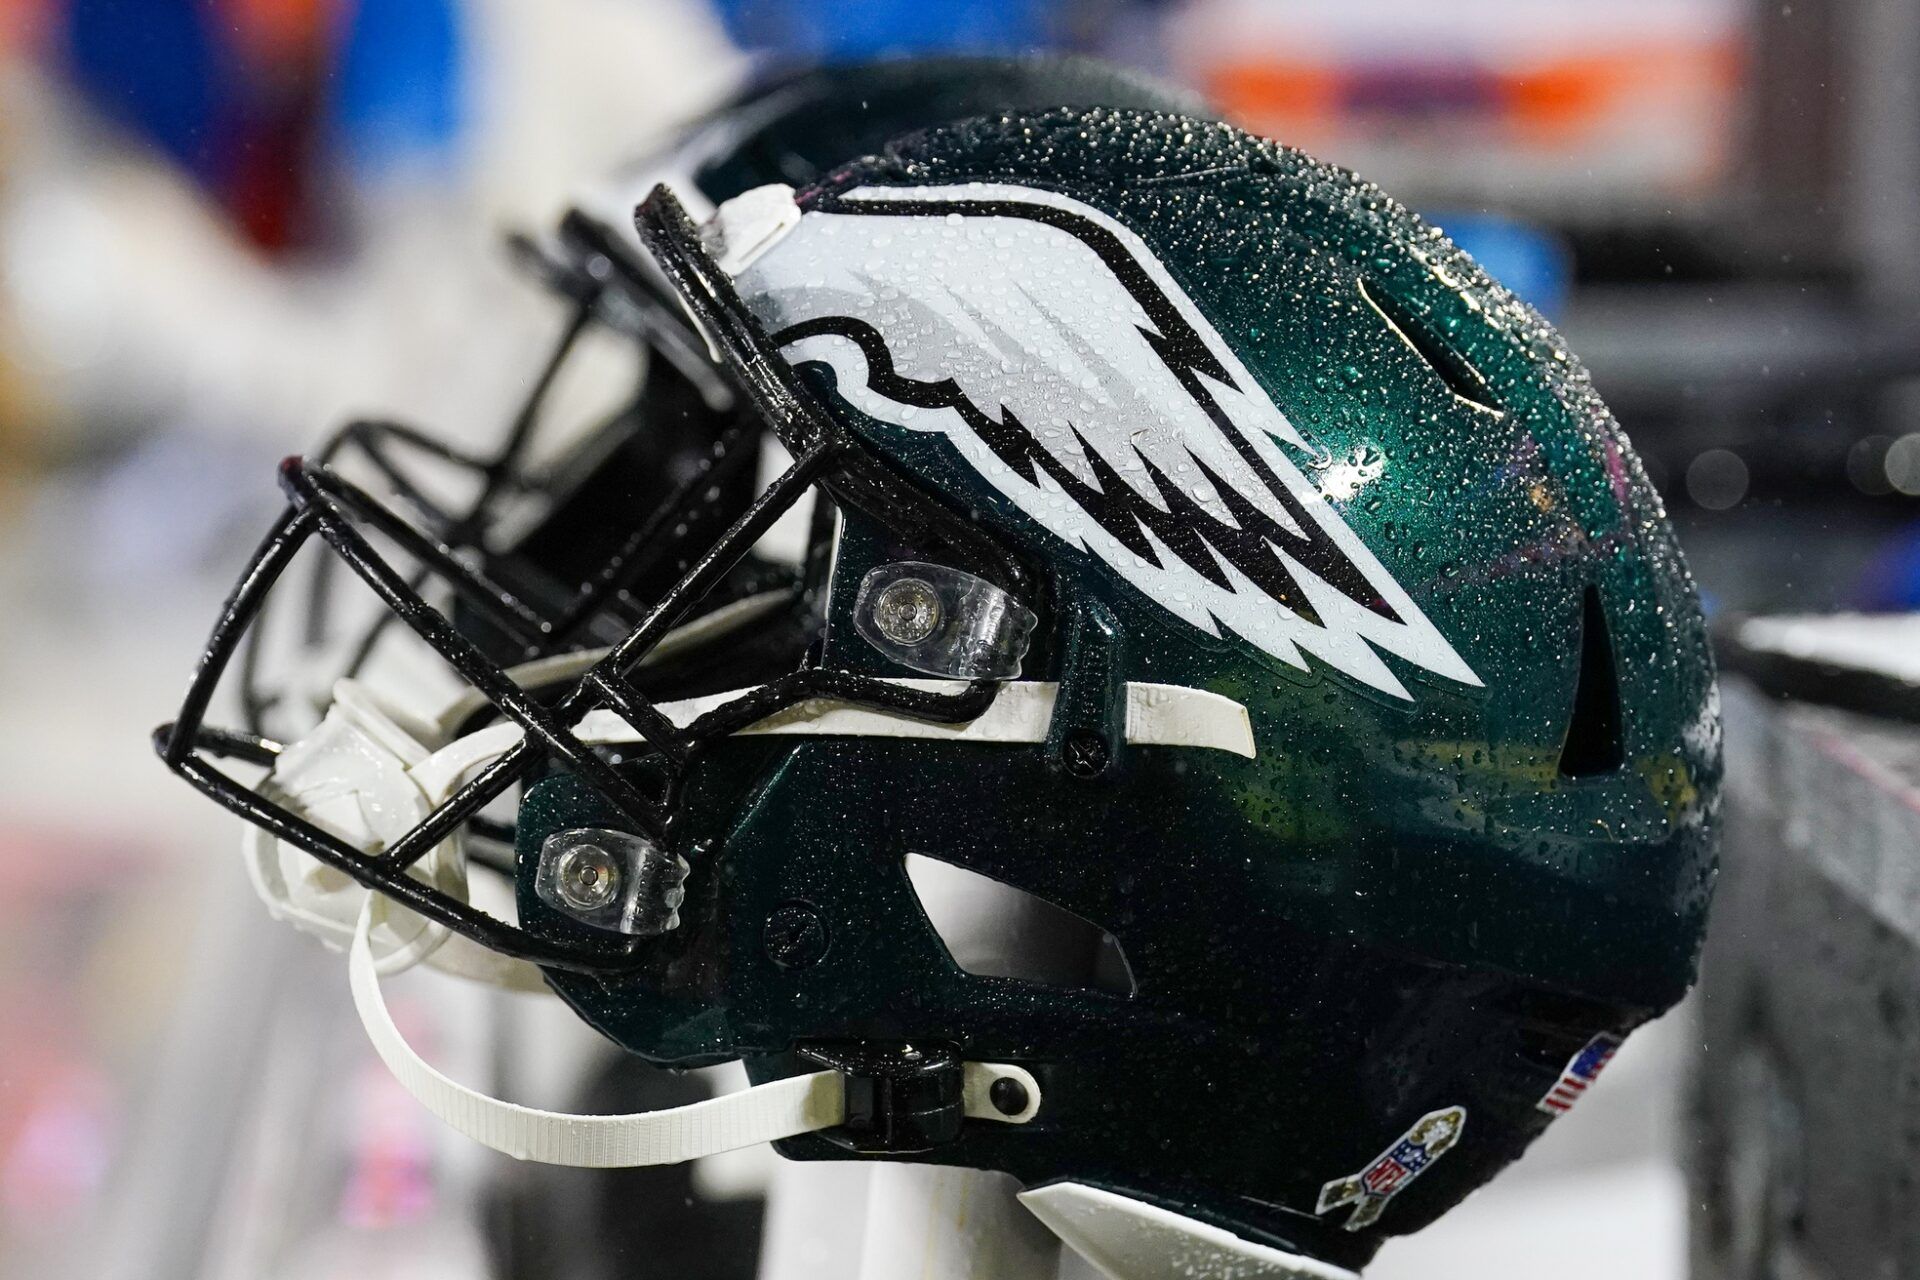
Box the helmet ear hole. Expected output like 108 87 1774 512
903 854 1135 996
1559 585 1626 778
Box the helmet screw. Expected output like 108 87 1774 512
988 1076 1031 1117
553 842 622 911
1062 730 1111 779
870 577 943 646
765 902 830 970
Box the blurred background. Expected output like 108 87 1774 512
0 0 1916 1277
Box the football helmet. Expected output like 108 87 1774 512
240 55 1202 742
160 107 1719 1277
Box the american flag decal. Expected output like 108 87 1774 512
1538 1033 1621 1117
1314 1106 1466 1232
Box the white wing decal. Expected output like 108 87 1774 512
727 182 1480 700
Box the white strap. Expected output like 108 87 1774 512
640 679 1256 757
350 900 843 1165
349 900 1042 1166
410 678 1253 801
426 588 797 738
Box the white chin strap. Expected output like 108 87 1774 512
347 895 1038 1166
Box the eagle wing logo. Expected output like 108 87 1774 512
724 182 1480 700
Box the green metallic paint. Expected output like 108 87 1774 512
516 110 1718 1267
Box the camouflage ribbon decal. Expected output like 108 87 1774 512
1314 1106 1466 1231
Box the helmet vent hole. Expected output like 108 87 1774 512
903 854 1135 996
1559 585 1626 778
1359 278 1499 415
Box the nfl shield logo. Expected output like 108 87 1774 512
1362 1159 1408 1196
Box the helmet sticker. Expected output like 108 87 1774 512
1537 1032 1621 1117
1313 1105 1466 1231
727 182 1481 700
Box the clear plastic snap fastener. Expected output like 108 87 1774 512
534 828 687 936
853 562 1037 680
871 578 943 645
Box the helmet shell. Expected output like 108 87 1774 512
526 110 1719 1267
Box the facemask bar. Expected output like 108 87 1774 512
632 184 1035 601
158 189 1037 973
237 211 738 738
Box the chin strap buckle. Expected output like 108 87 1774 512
798 1041 969 1154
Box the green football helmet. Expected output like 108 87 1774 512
161 107 1718 1277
